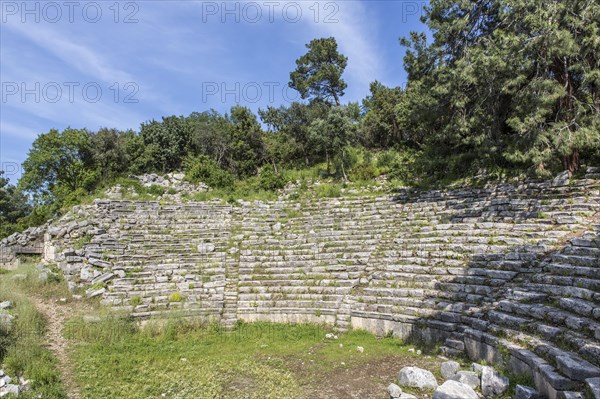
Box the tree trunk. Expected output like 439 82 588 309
391 118 400 146
326 151 331 175
341 148 348 181
332 91 340 106
562 148 580 174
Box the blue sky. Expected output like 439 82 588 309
0 0 429 181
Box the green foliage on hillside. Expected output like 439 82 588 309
0 172 30 238
399 0 600 176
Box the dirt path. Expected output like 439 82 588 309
34 297 83 399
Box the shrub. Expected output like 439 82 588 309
315 183 342 198
184 156 235 189
376 150 399 170
257 167 286 191
113 177 144 194
146 185 166 196
350 163 379 181
376 148 422 184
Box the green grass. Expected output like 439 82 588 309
67 317 439 399
0 262 68 399
73 234 92 250
314 183 343 198
168 292 183 302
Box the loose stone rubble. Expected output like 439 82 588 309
0 369 30 397
481 366 510 397
433 380 479 399
391 362 510 399
0 302 13 329
515 384 543 399
104 173 209 200
398 366 438 390
586 377 600 399
440 361 460 380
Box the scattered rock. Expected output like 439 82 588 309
0 313 14 328
451 371 479 389
552 170 571 186
114 269 126 278
356 346 364 353
562 392 585 399
481 366 509 397
0 302 11 310
18 378 30 393
433 380 478 399
0 371 30 397
0 384 19 396
38 270 50 282
80 267 98 281
586 377 600 399
388 383 402 398
398 366 438 389
515 384 567 399
86 287 106 299
440 361 460 379
471 363 483 374
91 272 115 285
107 173 209 199
88 258 111 268
198 243 215 253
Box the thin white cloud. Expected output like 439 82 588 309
1 18 171 130
0 120 41 140
4 22 134 84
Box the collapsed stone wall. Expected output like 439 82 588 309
10 175 600 398
0 225 46 269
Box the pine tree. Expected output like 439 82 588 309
289 37 348 106
401 0 600 175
